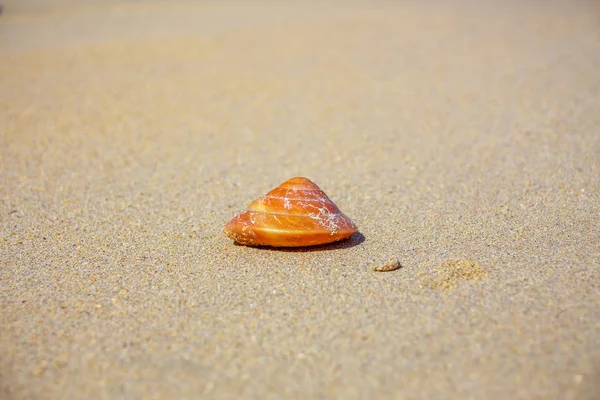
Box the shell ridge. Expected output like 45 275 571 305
245 209 344 218
263 194 332 202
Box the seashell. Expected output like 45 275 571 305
224 177 358 247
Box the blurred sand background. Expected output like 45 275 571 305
1 1 599 399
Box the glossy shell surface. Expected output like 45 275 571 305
224 177 358 247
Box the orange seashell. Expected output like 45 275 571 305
224 177 358 247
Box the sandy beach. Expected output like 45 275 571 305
1 1 599 398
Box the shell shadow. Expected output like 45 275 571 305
233 232 365 252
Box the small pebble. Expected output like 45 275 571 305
372 257 402 272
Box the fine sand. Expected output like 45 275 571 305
1 1 599 399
